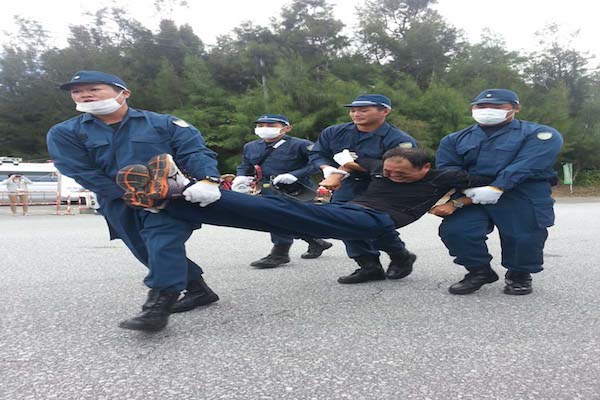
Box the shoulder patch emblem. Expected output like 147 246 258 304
172 119 190 128
537 132 553 140
398 142 413 148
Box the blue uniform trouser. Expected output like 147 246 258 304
165 190 398 244
260 183 317 247
270 232 294 246
331 181 407 259
438 184 554 274
101 199 203 292
343 233 407 259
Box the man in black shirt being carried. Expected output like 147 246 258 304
117 148 490 293
320 148 490 282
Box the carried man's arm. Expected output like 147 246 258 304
429 169 493 217
319 149 366 190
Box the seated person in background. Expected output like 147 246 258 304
117 148 491 295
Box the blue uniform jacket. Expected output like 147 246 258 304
436 119 564 192
309 122 417 200
236 135 318 185
47 108 220 203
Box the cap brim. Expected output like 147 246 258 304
254 119 290 125
471 99 517 105
343 101 391 109
60 81 127 91
59 82 78 90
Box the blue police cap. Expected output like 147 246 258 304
60 71 128 91
471 89 519 105
254 114 290 125
344 94 392 109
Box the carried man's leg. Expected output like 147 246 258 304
118 155 398 243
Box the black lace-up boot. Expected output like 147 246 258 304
503 270 533 295
301 238 333 259
337 255 386 284
170 276 220 313
386 249 417 280
120 290 179 332
448 267 499 295
250 244 292 268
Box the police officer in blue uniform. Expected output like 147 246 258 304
232 114 332 268
436 89 564 295
47 71 222 332
309 94 419 284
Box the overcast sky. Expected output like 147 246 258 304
1 0 598 63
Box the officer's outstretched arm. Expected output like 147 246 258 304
309 127 335 169
491 130 564 191
47 127 124 200
435 136 465 170
169 118 220 179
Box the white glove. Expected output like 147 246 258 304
463 186 503 205
322 166 350 179
232 176 253 187
333 149 358 167
182 181 222 207
272 173 298 185
232 176 254 193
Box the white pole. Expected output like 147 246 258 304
57 171 63 200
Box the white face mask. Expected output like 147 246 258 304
76 91 125 115
254 127 283 140
472 108 512 126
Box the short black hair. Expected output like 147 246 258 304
382 148 432 168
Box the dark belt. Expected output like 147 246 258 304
523 177 558 186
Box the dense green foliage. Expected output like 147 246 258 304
1 0 598 179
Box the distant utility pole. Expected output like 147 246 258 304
259 57 268 102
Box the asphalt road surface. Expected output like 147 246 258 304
1 199 599 400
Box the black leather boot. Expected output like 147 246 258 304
504 270 533 295
171 276 220 313
448 267 499 295
386 249 417 280
337 255 386 284
250 244 291 268
120 289 179 332
301 238 333 259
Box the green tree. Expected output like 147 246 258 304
277 0 348 64
446 30 527 99
356 0 460 88
356 0 435 63
0 17 68 158
524 24 593 116
150 59 183 110
0 2 598 182
411 83 472 148
207 22 279 93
